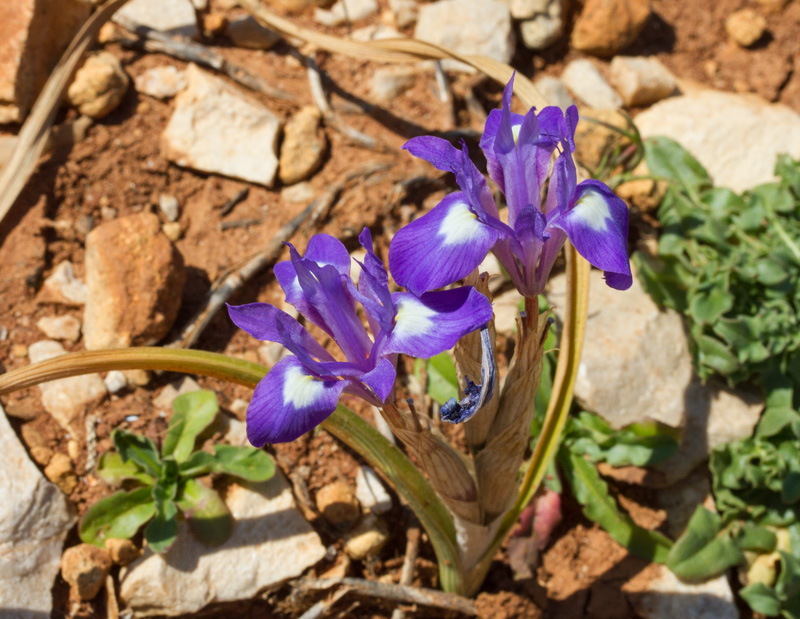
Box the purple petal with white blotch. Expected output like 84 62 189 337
388 193 499 296
359 356 397 403
227 302 332 362
550 179 632 290
384 287 493 358
246 356 346 445
403 137 499 220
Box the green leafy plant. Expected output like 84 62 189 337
635 138 800 617
80 390 275 552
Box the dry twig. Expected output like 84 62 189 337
391 523 421 619
294 577 477 617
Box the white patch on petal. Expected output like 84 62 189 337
511 122 522 145
282 365 327 409
572 188 612 232
393 297 436 339
438 201 484 246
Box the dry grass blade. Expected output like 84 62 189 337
237 0 546 110
0 0 133 231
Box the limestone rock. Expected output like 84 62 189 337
104 371 128 394
388 0 417 28
370 65 419 102
83 213 185 350
0 0 91 123
726 9 766 47
119 474 326 616
279 106 327 185
135 65 187 100
609 56 676 107
627 565 738 619
316 481 361 529
517 0 567 50
534 75 575 110
355 466 393 514
634 90 800 192
44 453 77 495
315 0 379 26
510 0 552 19
562 59 623 109
163 64 282 186
105 538 140 566
0 404 76 618
36 315 81 342
415 0 515 72
571 0 651 57
225 15 281 50
61 544 112 601
344 514 389 560
39 260 87 305
28 340 106 432
66 52 130 119
114 0 199 38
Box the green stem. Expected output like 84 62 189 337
0 347 464 594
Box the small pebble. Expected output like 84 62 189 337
124 415 139 423
105 538 140 565
355 465 393 514
44 453 78 494
61 544 112 600
67 439 81 462
726 9 767 47
104 370 128 394
344 514 389 560
11 343 28 358
36 315 82 342
162 222 182 241
158 194 180 222
316 481 361 530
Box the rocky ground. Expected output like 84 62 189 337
1 0 799 617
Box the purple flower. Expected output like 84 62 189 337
228 229 493 445
388 75 632 297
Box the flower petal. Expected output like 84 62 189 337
227 302 331 361
385 287 493 358
247 356 346 445
388 193 499 295
550 180 632 290
359 356 397 403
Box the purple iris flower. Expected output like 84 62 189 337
388 75 632 297
227 229 493 445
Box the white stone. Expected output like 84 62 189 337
534 75 575 110
36 315 81 342
281 181 315 203
635 89 800 192
415 0 515 73
547 270 764 484
104 370 128 394
119 474 326 616
135 66 187 100
225 15 281 50
355 465 393 514
562 59 623 109
0 404 76 618
609 56 676 107
370 65 419 102
162 64 282 187
41 260 87 305
153 376 203 411
158 194 180 222
114 0 199 38
518 0 565 50
28 340 106 432
315 0 379 26
388 0 417 28
510 0 552 19
628 565 738 619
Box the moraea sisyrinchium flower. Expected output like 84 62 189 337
388 75 632 297
227 229 492 445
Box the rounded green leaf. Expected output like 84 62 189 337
175 478 233 546
209 445 275 482
97 452 154 486
162 390 219 463
79 487 155 547
113 429 162 477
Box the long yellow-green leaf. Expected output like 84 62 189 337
0 347 464 594
237 0 547 111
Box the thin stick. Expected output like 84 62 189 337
391 523 421 619
112 15 294 101
218 187 249 216
294 577 477 616
432 61 456 128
